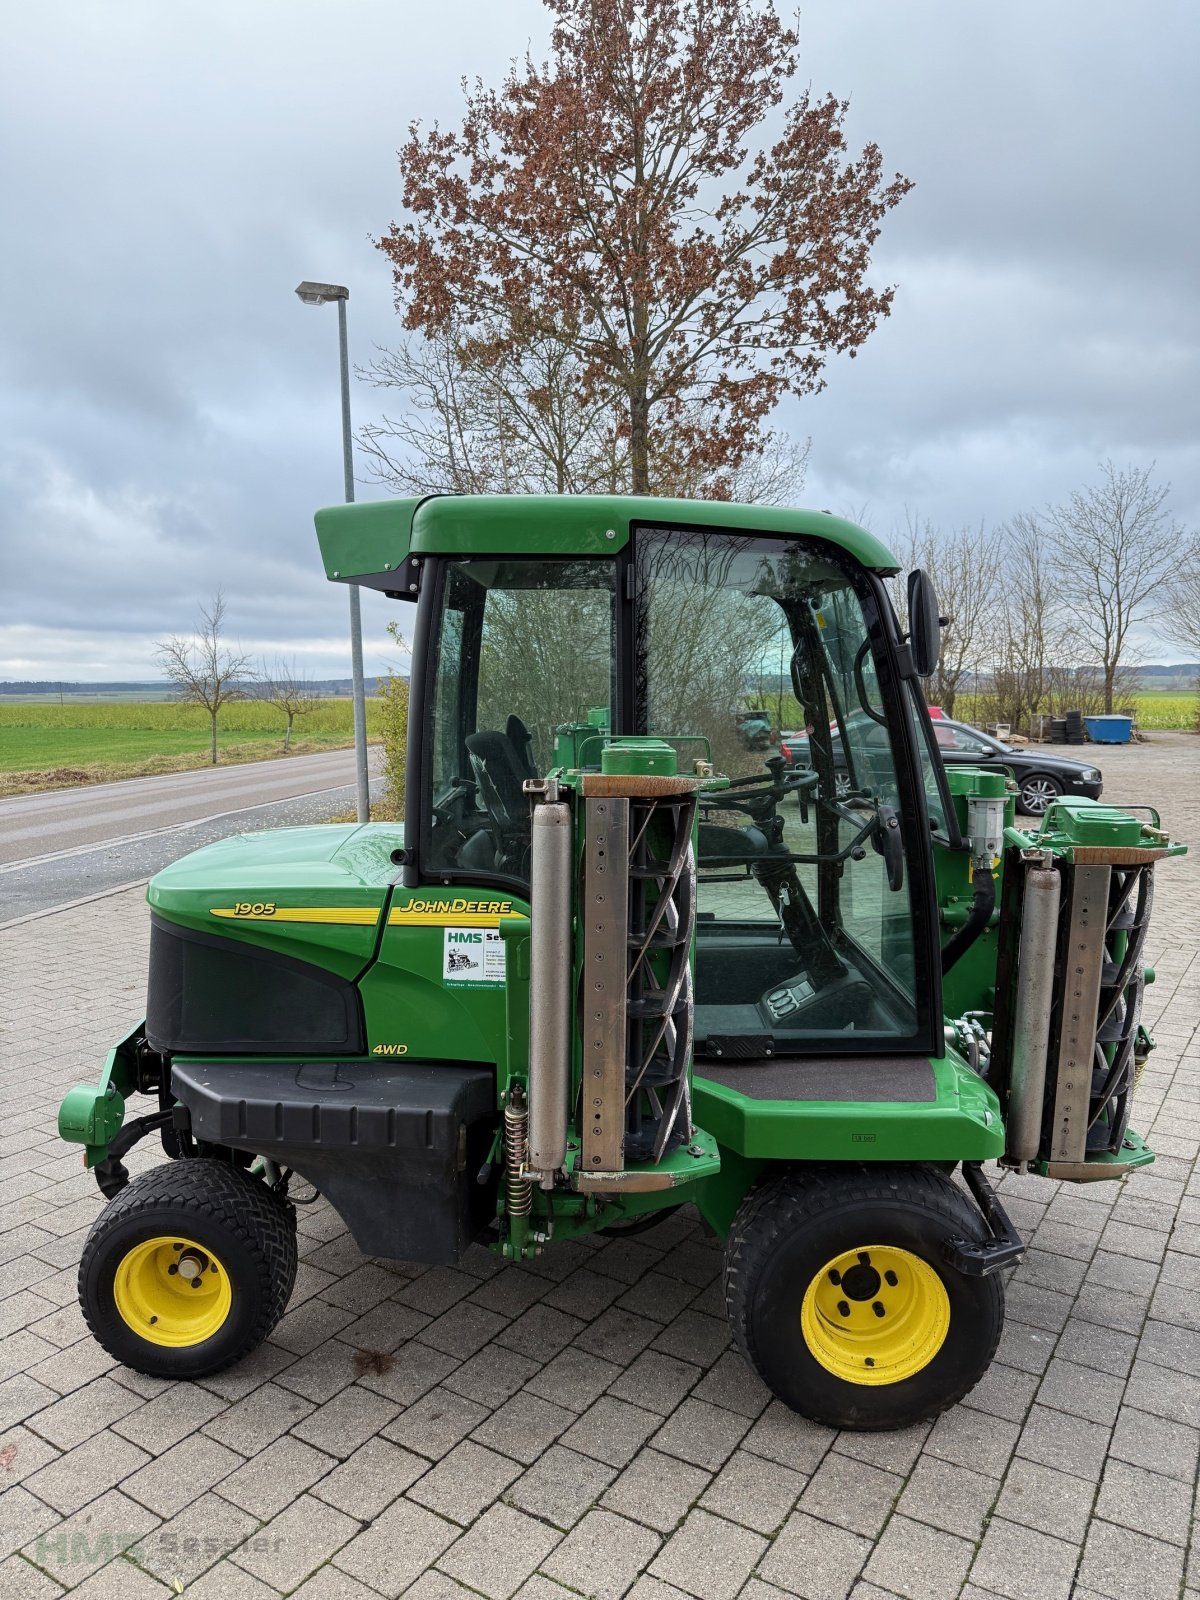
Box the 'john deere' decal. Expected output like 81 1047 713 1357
389 897 521 928
442 927 506 988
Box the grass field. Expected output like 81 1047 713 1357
0 699 385 792
1128 691 1196 729
951 692 1195 732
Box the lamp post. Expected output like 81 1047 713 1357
295 280 370 824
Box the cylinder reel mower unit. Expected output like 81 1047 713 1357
994 803 1173 1180
519 747 707 1213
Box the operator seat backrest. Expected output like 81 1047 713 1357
505 715 538 782
465 730 530 828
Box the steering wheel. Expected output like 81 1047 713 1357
706 754 817 821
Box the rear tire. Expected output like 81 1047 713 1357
79 1159 297 1379
724 1164 1004 1430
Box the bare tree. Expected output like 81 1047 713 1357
679 429 811 508
359 322 810 505
156 592 250 765
984 514 1070 735
1163 538 1200 661
251 656 318 753
1036 462 1182 713
892 517 1001 718
359 323 626 497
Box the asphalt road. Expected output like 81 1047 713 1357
0 748 386 924
0 747 382 864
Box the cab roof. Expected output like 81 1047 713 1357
315 493 899 594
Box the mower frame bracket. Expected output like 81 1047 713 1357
943 1161 1025 1277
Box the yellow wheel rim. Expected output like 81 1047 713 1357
800 1244 950 1386
112 1235 232 1348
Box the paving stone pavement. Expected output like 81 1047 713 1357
0 735 1197 1600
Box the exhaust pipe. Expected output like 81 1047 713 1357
527 798 572 1186
1005 859 1061 1164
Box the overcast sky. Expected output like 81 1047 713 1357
1 0 1197 681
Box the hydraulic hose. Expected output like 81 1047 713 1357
941 868 996 976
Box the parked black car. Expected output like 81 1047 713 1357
780 716 1103 816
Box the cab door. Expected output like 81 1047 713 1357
632 523 940 1056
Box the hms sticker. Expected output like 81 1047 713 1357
443 927 506 989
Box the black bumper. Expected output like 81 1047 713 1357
171 1058 496 1265
1062 778 1103 800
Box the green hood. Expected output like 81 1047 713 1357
147 823 405 977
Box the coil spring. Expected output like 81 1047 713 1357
504 1094 532 1218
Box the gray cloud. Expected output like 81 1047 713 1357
1 0 1196 677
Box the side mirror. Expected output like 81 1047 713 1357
907 569 941 677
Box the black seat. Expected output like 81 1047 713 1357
505 715 537 782
465 727 535 828
698 820 770 867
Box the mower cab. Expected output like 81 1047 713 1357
59 494 1183 1429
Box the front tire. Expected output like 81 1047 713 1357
79 1159 297 1379
724 1165 1004 1431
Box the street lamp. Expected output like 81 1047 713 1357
295 280 370 823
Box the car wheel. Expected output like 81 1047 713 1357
1019 773 1061 816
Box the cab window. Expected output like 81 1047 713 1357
423 559 615 882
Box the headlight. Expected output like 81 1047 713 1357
1081 769 1101 782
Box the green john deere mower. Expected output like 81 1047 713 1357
60 495 1183 1429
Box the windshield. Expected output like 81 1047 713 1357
937 722 1000 756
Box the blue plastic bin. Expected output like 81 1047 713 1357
1083 714 1133 744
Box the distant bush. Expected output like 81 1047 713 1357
377 675 409 820
374 622 412 821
